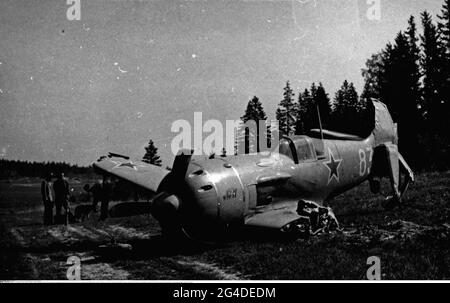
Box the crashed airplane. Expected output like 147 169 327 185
94 100 414 240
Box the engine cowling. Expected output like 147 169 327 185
180 159 246 239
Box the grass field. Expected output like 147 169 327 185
0 172 449 280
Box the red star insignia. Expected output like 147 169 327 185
324 148 342 184
111 160 143 171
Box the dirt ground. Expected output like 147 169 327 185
1 172 449 280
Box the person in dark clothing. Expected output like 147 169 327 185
41 174 54 225
99 176 114 221
84 180 102 212
53 172 70 224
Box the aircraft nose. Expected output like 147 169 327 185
151 192 180 219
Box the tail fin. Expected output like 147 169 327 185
368 99 414 208
371 99 397 146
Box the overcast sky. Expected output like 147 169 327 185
0 0 443 166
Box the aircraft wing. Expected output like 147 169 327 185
244 201 301 229
93 154 170 193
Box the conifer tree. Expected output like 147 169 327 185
240 96 268 153
437 0 450 135
294 91 307 135
331 80 361 135
276 81 296 136
142 139 162 166
312 82 331 129
421 11 445 130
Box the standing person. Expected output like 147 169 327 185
53 172 70 224
41 173 54 225
99 175 113 221
83 180 102 212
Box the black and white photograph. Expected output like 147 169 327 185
0 0 449 285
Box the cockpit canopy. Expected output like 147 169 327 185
277 136 325 163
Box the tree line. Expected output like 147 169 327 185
239 0 449 171
0 159 95 179
0 142 163 180
239 80 373 151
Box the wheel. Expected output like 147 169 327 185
382 195 400 210
369 178 381 194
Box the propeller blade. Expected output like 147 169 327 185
170 149 193 182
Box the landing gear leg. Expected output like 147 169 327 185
381 144 414 210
